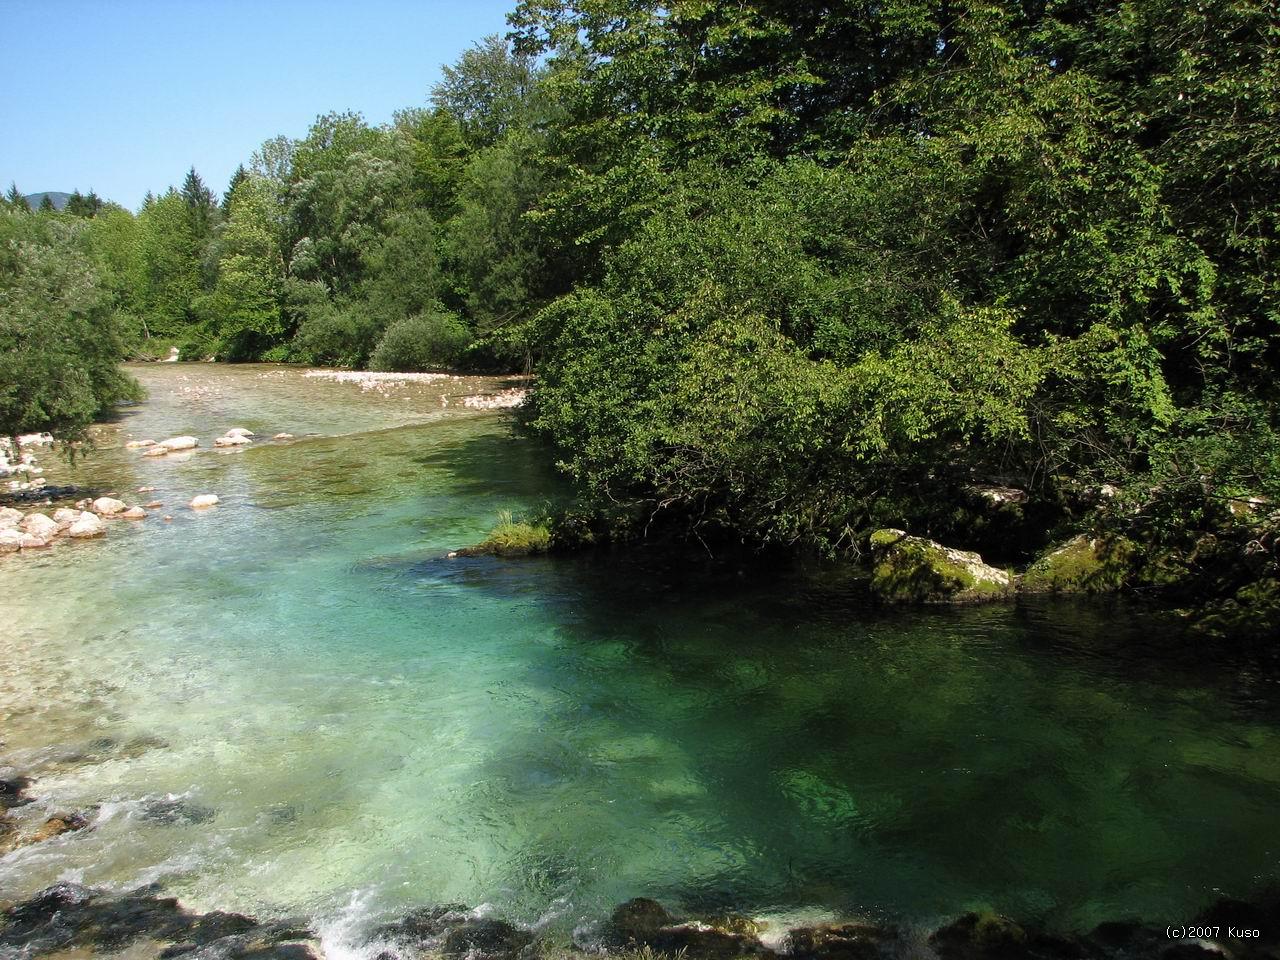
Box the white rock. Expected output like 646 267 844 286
68 514 107 538
143 447 170 458
273 433 294 440
126 439 156 449
0 528 22 551
121 507 147 520
19 513 58 539
53 508 81 524
0 506 22 528
93 497 127 516
157 436 199 451
18 533 49 549
190 494 220 509
214 435 252 447
224 427 255 438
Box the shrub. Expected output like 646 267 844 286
369 310 471 372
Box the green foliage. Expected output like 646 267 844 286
368 310 471 372
0 210 142 445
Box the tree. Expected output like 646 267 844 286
64 189 104 217
37 194 56 213
181 166 219 239
5 184 28 212
136 189 203 338
431 34 542 148
0 210 142 451
222 164 248 214
197 174 285 358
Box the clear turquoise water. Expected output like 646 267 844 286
1 365 1279 949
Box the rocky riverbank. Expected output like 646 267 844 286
2 882 1278 960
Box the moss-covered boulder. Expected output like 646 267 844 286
868 529 1012 603
1021 535 1134 594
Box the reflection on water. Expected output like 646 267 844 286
2 364 1279 941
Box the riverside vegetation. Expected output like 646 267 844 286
3 0 1278 635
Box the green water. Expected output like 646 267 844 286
1 365 1279 949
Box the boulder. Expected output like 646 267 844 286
125 440 155 449
30 812 90 843
1 528 24 552
612 898 675 940
189 494 219 510
0 775 32 809
214 435 252 447
143 447 170 458
930 912 1027 960
92 497 127 516
121 507 147 520
868 529 1012 603
0 506 23 528
1021 536 1134 594
20 512 59 539
157 436 199 452
53 508 81 524
785 924 892 960
18 533 49 549
441 919 532 959
68 514 107 539
224 428 255 438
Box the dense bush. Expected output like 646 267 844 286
369 310 471 372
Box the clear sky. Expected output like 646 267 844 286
0 0 518 211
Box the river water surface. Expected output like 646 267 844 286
2 365 1278 949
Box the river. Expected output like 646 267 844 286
1 364 1278 952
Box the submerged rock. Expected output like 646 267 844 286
1 774 33 808
1021 535 1134 594
140 796 216 825
122 506 148 520
225 427 255 438
868 529 1012 603
215 435 252 447
53 507 81 524
273 433 294 440
125 439 156 449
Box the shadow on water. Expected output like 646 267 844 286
396 542 1280 932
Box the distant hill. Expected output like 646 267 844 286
22 191 72 210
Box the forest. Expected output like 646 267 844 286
3 0 1278 629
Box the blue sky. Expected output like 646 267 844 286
0 0 517 210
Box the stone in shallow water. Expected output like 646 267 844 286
30 811 90 843
93 496 127 516
784 924 894 960
190 494 220 509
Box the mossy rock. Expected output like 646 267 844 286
1021 536 1135 594
868 529 1013 603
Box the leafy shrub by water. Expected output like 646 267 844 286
369 311 471 372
